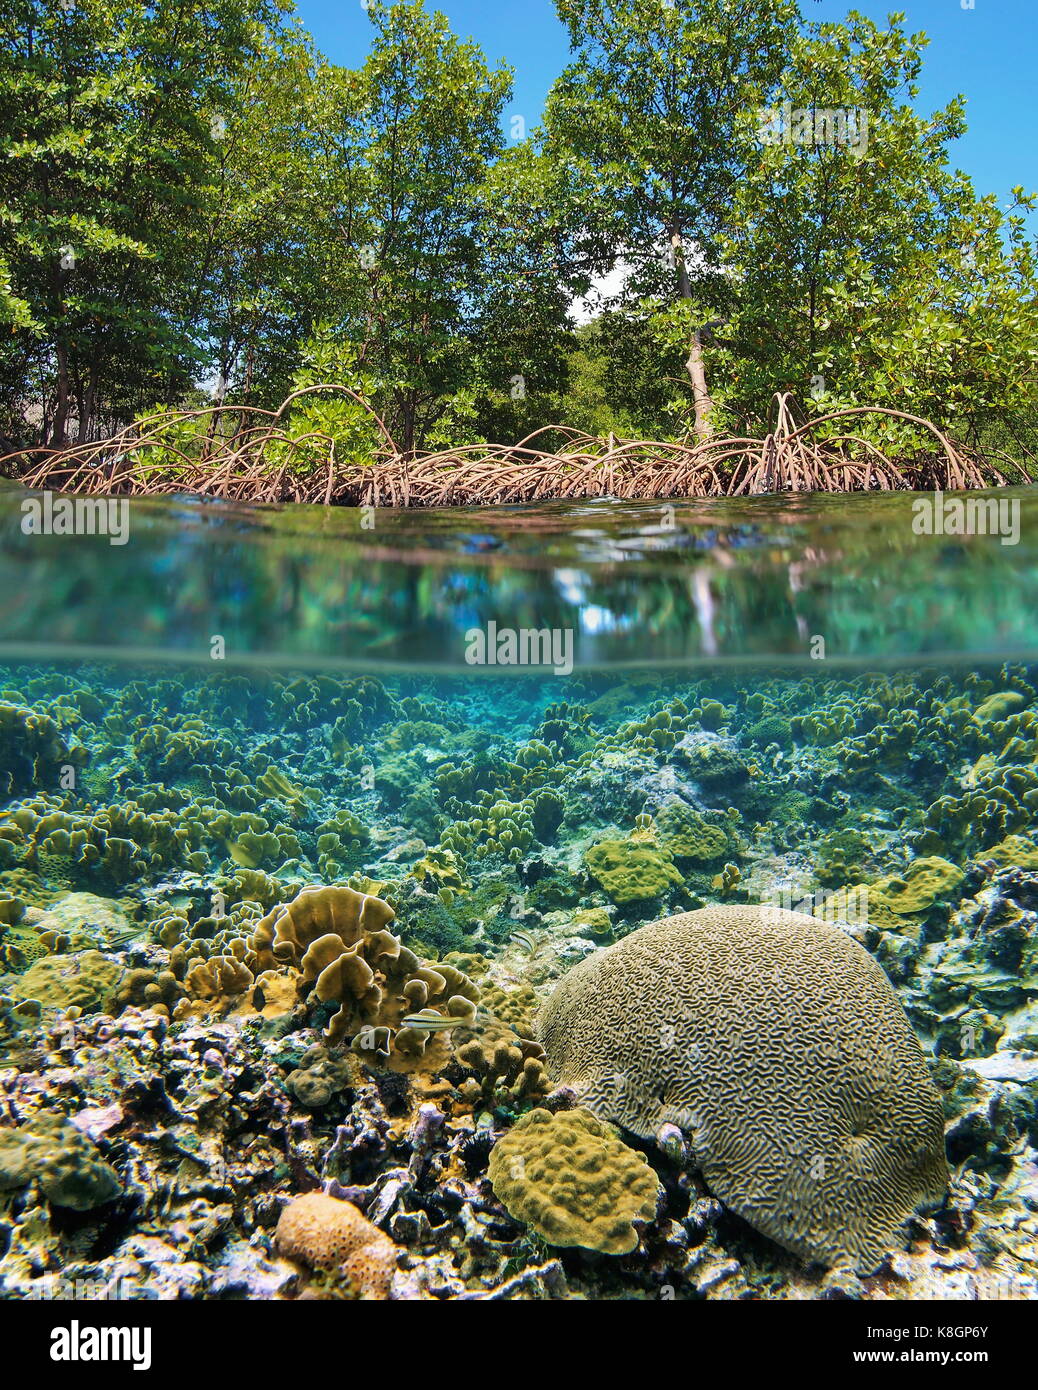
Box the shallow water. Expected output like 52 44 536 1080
3 486 1037 668
1 485 1037 1301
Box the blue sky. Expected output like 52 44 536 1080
296 0 1037 215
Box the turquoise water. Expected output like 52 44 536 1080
0 486 1037 1300
3 486 1037 668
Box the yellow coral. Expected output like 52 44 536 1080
247 885 479 1068
455 1022 547 1109
984 835 1038 869
487 1107 659 1255
855 856 966 928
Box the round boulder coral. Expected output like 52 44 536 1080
537 905 948 1272
275 1192 399 1298
584 838 682 904
487 1107 660 1255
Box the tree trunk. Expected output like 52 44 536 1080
685 335 713 445
50 343 70 448
397 391 416 457
80 361 98 444
669 225 713 443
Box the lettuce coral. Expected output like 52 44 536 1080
247 885 479 1068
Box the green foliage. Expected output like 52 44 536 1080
551 318 686 440
271 326 382 472
544 0 801 438
544 1 1038 451
0 0 294 444
1 0 1036 463
711 12 1038 447
339 1 513 452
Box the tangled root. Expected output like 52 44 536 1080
5 388 1024 507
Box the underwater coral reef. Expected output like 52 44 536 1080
0 660 1036 1301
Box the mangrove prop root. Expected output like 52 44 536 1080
3 388 1024 506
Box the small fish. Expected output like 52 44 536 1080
512 931 536 954
104 927 144 948
252 985 266 1011
401 1010 461 1033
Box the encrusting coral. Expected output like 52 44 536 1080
537 905 949 1273
8 948 124 1013
487 1107 660 1255
584 836 682 904
0 1113 121 1210
852 856 966 929
653 802 728 862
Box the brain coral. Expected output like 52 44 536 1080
487 1107 660 1254
538 905 948 1272
275 1192 398 1299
